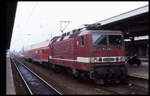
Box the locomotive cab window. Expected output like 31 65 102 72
108 35 122 45
93 33 123 46
92 33 107 46
80 36 85 46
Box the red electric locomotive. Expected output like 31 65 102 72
23 25 128 84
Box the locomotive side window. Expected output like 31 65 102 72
92 34 107 46
80 36 85 46
109 35 122 45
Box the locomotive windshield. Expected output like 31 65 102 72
109 35 122 45
92 33 122 46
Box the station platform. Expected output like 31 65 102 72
139 57 149 62
6 56 16 95
127 61 149 79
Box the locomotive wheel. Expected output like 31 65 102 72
48 63 52 69
80 72 88 81
94 79 104 85
52 63 56 69
67 68 72 75
28 58 32 62
121 75 129 84
72 68 79 78
39 61 42 64
114 80 120 84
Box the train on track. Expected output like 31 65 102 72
22 24 128 84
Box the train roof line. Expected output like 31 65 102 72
50 29 122 43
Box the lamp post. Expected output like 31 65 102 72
22 34 31 53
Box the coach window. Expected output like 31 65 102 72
42 49 47 54
40 50 42 54
80 36 85 46
38 50 40 54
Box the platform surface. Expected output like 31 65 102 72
6 56 16 95
127 61 149 79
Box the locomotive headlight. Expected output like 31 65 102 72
91 57 98 63
120 56 125 62
94 58 97 63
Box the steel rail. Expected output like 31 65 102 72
12 56 62 95
10 58 33 95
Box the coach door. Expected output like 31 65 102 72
40 49 42 61
49 46 53 63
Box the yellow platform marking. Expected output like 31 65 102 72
128 73 148 79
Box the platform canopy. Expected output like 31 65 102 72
94 5 149 39
6 2 17 50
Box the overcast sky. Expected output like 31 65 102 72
10 1 148 51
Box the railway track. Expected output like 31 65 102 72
10 56 62 95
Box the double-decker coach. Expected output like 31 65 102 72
23 40 50 64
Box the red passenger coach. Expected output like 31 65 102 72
23 40 50 64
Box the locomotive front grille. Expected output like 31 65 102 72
103 58 115 62
91 56 125 63
92 65 126 80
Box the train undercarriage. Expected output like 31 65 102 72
24 57 128 85
90 64 128 84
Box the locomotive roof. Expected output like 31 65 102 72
50 29 122 43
